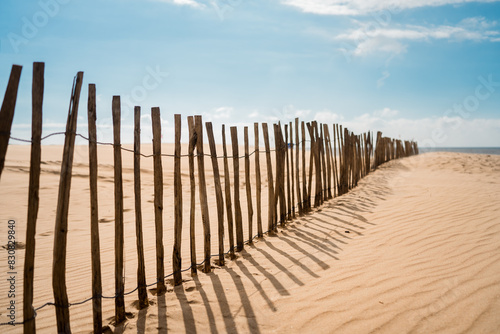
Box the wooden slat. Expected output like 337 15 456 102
231 126 244 251
244 127 254 243
294 118 302 214
173 114 183 285
222 125 235 257
306 122 314 209
324 124 332 200
23 62 43 334
187 116 197 275
289 121 295 218
285 124 291 219
151 107 166 293
206 122 225 266
133 106 148 309
262 123 275 232
113 96 126 324
195 115 211 273
274 124 285 226
88 84 104 332
254 123 263 237
301 121 307 211
0 64 22 178
52 71 84 333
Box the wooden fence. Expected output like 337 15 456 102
0 63 418 333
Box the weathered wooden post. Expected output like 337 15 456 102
195 116 212 273
254 123 263 237
151 107 166 293
295 118 302 214
222 124 235 257
173 114 184 284
0 64 22 179
88 84 104 332
23 62 43 334
244 127 254 243
52 71 84 333
231 126 244 251
206 122 225 266
113 96 126 324
187 116 197 275
262 123 275 231
133 106 148 309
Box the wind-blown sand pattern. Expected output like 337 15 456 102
1 148 499 333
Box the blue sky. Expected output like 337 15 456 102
1 0 499 146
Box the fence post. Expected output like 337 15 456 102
133 106 148 309
262 123 275 232
231 126 244 251
254 123 263 237
301 121 307 211
0 64 22 178
324 124 332 200
289 122 295 218
320 124 327 203
52 71 83 333
332 124 338 197
285 124 291 219
244 127 254 244
222 125 235 257
23 62 43 334
112 96 126 324
88 84 104 332
173 114 184 284
187 116 197 275
274 124 285 226
195 115 212 273
294 118 302 215
206 122 225 266
151 107 167 293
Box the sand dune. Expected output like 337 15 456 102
1 148 499 333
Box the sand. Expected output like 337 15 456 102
1 145 499 333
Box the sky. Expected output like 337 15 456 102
1 0 499 147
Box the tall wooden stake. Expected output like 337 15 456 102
187 116 197 275
254 123 263 237
173 114 183 285
0 64 22 178
222 125 235 257
133 106 148 309
262 123 275 232
244 127 254 243
151 107 166 294
231 127 244 251
23 62 43 334
113 96 125 324
52 71 84 334
206 122 225 266
195 116 211 273
88 84 104 332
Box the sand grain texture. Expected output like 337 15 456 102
0 148 499 333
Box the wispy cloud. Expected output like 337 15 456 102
332 17 500 57
152 0 205 8
282 0 500 16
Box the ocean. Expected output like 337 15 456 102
419 147 500 155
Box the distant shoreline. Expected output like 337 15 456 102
419 147 500 155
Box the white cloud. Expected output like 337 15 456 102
282 0 500 16
152 0 205 8
202 106 233 121
377 71 391 87
313 111 344 124
334 17 500 57
374 107 399 118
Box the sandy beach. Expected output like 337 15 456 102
1 146 499 333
